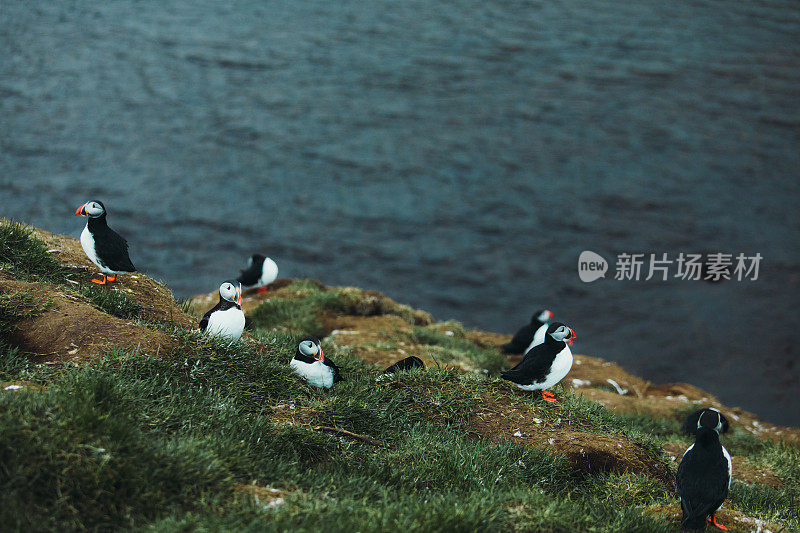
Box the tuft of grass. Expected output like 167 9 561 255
0 290 53 336
411 326 507 374
0 220 72 283
80 286 144 320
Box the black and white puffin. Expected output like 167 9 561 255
382 356 425 374
236 254 279 293
682 408 730 437
501 309 553 354
290 336 342 388
74 200 136 284
500 322 576 402
199 280 245 340
676 409 733 530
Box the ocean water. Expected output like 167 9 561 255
2 1 798 424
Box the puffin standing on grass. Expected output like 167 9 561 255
74 200 136 284
236 253 279 293
199 280 245 340
676 409 732 530
290 336 342 388
500 322 576 402
501 309 553 354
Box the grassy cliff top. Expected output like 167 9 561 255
1 218 798 532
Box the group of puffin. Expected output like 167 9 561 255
74 200 734 531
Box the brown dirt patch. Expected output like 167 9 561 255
465 329 510 349
468 391 672 482
1 277 174 363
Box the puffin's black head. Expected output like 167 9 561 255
531 309 553 325
296 336 325 362
546 322 576 343
219 279 242 306
247 254 267 268
697 408 726 434
75 200 106 218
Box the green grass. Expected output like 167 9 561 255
0 220 73 283
1 228 799 531
80 285 144 320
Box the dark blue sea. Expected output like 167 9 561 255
2 1 798 424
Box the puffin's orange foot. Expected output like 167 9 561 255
256 286 268 293
541 391 557 402
106 274 117 282
708 513 728 531
91 274 108 285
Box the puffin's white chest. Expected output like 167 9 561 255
516 345 573 391
290 359 334 388
523 323 548 354
80 225 104 270
206 307 245 340
257 258 279 287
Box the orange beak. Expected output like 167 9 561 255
236 286 242 306
548 310 554 320
567 328 577 345
317 347 325 363
75 203 87 216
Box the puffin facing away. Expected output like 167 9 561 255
290 336 342 388
75 200 136 284
501 322 576 402
676 409 732 530
383 356 425 374
199 280 245 340
237 254 278 293
682 408 730 437
501 309 553 354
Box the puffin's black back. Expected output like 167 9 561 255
501 323 566 385
501 309 547 354
383 356 425 374
237 254 265 286
87 206 136 272
682 408 730 436
676 428 730 529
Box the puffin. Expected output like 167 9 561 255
74 200 136 284
290 336 342 388
382 356 425 374
676 409 732 530
501 309 553 354
500 322 576 402
199 280 245 340
682 408 730 437
236 253 279 293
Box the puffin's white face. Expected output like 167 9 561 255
299 339 319 357
219 281 241 304
538 310 553 323
75 201 105 218
550 325 576 342
298 339 324 361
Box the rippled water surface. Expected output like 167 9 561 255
2 1 799 424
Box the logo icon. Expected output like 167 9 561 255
578 251 608 282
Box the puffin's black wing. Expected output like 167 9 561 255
383 356 425 374
236 264 261 287
676 447 729 529
93 225 136 272
326 359 344 383
500 345 557 385
501 324 535 354
199 301 221 332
